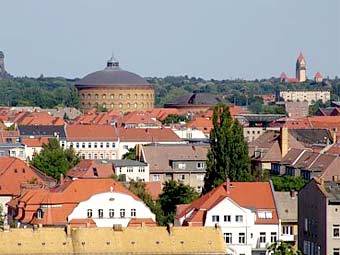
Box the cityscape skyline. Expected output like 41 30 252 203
1 0 339 79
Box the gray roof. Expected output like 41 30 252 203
165 93 224 107
76 60 150 88
274 191 298 222
18 125 66 138
111 160 147 167
290 128 333 146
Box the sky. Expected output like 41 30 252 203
1 0 339 80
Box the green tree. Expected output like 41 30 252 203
268 241 302 255
203 104 252 193
128 180 166 225
271 176 308 191
31 138 80 179
161 114 188 125
122 147 136 160
158 180 199 224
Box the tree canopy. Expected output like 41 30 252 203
158 180 199 224
161 114 188 125
31 138 80 179
268 241 302 255
271 176 308 191
122 147 136 160
203 104 252 193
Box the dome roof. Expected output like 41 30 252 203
76 57 150 88
165 93 224 107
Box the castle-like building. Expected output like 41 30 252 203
280 53 323 83
75 56 154 113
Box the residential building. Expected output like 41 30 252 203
21 137 49 160
298 178 340 255
112 160 149 182
121 111 161 128
279 90 330 105
18 125 66 139
274 191 298 246
0 143 26 160
8 178 155 227
0 157 55 224
140 144 208 192
175 181 280 255
63 124 119 160
284 101 309 118
172 127 208 140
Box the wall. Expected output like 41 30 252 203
68 191 155 227
115 165 149 182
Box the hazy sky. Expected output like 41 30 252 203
1 0 339 79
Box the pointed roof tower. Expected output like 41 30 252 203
297 52 305 64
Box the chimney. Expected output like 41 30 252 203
223 178 231 194
280 126 289 158
60 173 64 185
290 190 297 199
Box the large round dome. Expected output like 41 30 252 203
75 57 150 88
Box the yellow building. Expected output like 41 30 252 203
0 226 226 254
76 57 154 113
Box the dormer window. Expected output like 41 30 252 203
36 209 43 219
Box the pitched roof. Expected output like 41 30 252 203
66 124 118 141
21 137 50 147
10 178 140 225
187 117 213 134
145 181 162 200
0 157 54 196
127 218 157 227
274 191 298 222
18 125 66 138
66 160 115 178
142 144 208 172
177 182 278 225
118 128 181 142
122 111 160 126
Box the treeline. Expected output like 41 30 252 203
0 75 339 109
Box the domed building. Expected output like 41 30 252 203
75 57 154 113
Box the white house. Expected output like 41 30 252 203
112 160 149 182
176 181 280 255
68 190 155 227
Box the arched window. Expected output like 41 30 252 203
134 103 137 108
36 209 43 219
102 94 106 99
127 103 130 108
102 103 106 108
110 94 114 99
95 94 99 99
81 94 85 99
119 103 123 109
119 94 123 99
87 94 91 99
87 209 92 218
134 94 138 99
111 103 114 109
127 94 131 99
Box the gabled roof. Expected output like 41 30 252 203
0 157 55 196
21 137 50 147
66 160 115 178
18 125 66 138
177 182 279 225
274 191 298 222
122 111 160 126
118 127 181 142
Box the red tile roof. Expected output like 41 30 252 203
118 128 181 142
21 137 50 147
122 111 161 126
16 112 65 126
127 218 157 227
10 178 141 226
314 72 323 79
0 157 54 196
148 108 180 121
177 182 279 226
145 181 162 200
67 160 114 178
66 124 118 141
187 117 213 134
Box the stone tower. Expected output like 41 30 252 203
296 52 306 82
0 51 5 75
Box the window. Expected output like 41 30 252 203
106 142 110 148
112 143 115 148
109 209 114 218
235 215 243 222
334 248 340 255
100 142 103 148
110 94 114 99
304 218 309 232
102 94 106 99
224 215 231 222
282 225 293 235
131 209 136 217
212 215 219 222
153 174 160 181
197 162 204 169
88 142 92 148
238 233 245 244
119 94 123 99
94 142 98 148
36 209 43 219
224 233 232 244
87 209 92 218
127 167 133 173
270 232 277 243
333 225 340 238
259 232 266 243
178 163 186 169
181 174 185 180
93 168 98 177
120 209 125 218
82 143 85 148
138 167 145 172
95 94 99 99
258 211 272 219
98 209 103 219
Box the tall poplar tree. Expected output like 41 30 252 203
203 104 252 193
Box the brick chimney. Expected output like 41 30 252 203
280 127 289 158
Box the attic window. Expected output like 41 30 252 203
14 169 17 173
257 211 272 219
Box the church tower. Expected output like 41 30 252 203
0 51 5 75
296 52 306 82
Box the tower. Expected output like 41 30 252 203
296 52 306 82
0 51 5 75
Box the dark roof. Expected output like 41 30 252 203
112 160 147 167
75 59 150 88
18 125 66 138
241 114 285 123
289 129 333 146
165 93 224 107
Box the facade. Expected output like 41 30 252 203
63 124 119 160
298 178 340 255
273 191 298 246
175 181 280 255
280 53 307 83
21 137 49 161
140 144 208 192
75 57 154 113
8 178 155 228
112 160 149 182
279 90 330 105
